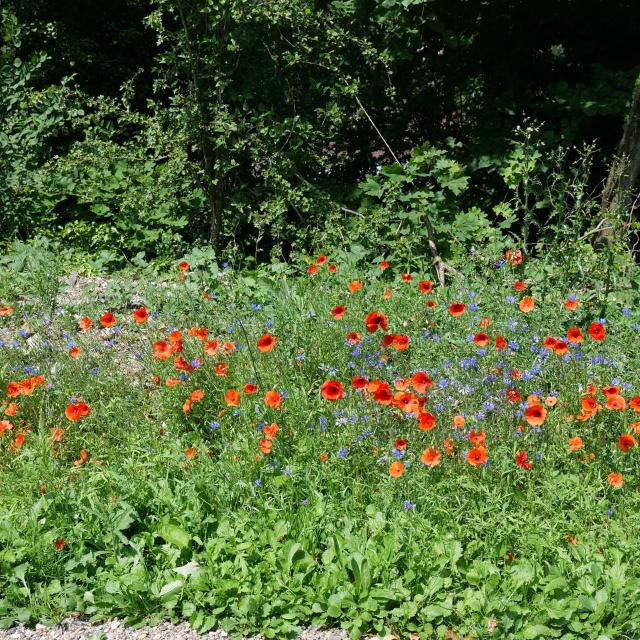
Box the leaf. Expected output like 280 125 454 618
158 579 183 598
521 624 560 638
157 523 191 549
173 561 201 577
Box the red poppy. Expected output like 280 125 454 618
332 305 346 320
348 280 364 292
55 539 67 551
257 333 277 353
401 273 412 282
418 410 436 431
0 306 14 316
518 296 534 313
608 472 623 489
308 264 319 275
351 375 368 389
259 439 272 454
606 395 626 411
629 396 640 413
133 307 149 324
514 281 525 291
225 389 240 406
394 438 407 450
495 335 507 350
153 340 173 360
473 332 489 347
215 362 229 377
65 402 90 422
263 422 279 439
389 461 404 477
328 264 337 273
100 312 116 328
467 447 488 466
321 380 344 401
515 451 532 470
73 449 88 466
317 255 327 265
79 317 92 331
379 260 390 270
588 322 605 341
185 447 197 459
421 448 441 467
506 387 521 403
524 405 547 426
567 327 583 343
346 332 361 345
243 383 258 395
553 340 569 356
365 311 388 333
568 436 583 452
204 339 219 356
564 298 579 311
178 261 190 271
418 280 433 294
373 385 393 405
448 303 465 317
411 371 433 394
69 346 81 359
264 389 283 410
617 434 636 452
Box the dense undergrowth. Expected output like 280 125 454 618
1 249 640 639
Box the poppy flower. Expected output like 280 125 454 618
418 411 436 431
174 356 194 373
259 439 272 454
204 339 219 356
379 260 389 270
351 376 367 389
419 280 433 293
601 385 620 396
263 422 279 439
411 371 433 394
328 264 337 273
524 405 547 426
567 327 583 343
243 383 258 394
383 289 393 300
100 312 116 328
394 438 407 450
79 317 92 331
133 307 149 324
545 396 557 407
73 450 88 466
348 280 363 292
453 415 466 428
606 395 626 411
564 298 579 311
479 316 492 329
14 432 25 448
391 334 410 351
389 461 404 477
152 340 172 360
449 303 465 317
257 333 277 353
467 446 488 466
514 281 525 291
166 378 180 387
401 273 412 282
69 347 81 359
382 333 397 348
468 430 486 447
495 336 507 350
55 539 67 551
188 327 209 340
185 447 197 459
321 380 344 401
473 332 489 347
225 389 240 406
425 298 437 309
373 385 393 405
394 392 420 414
515 451 532 470
506 388 521 403
317 255 327 265
264 389 283 410
320 452 328 461
568 436 583 451
607 472 624 489
588 322 605 341
65 402 90 422
629 396 640 413
178 261 190 271
0 420 13 436
505 249 523 265
332 305 346 320
518 296 534 313
365 311 388 333
617 434 636 452
421 448 441 467
308 265 319 275
553 340 569 356
0 306 14 316
215 363 229 377
346 332 361 345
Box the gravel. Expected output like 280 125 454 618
0 620 375 640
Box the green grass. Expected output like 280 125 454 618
1 254 640 639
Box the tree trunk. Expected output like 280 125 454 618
596 78 640 246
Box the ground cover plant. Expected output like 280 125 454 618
2 250 640 640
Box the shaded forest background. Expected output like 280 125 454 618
2 0 640 270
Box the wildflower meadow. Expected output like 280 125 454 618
2 249 640 639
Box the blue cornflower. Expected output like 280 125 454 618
403 500 416 511
337 447 349 459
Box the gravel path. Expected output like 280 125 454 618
0 620 368 640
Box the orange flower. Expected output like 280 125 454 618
332 305 346 320
588 322 605 341
14 432 25 448
73 449 88 466
418 280 433 294
259 439 272 454
257 333 277 353
320 451 328 461
567 327 583 343
401 273 412 282
365 311 388 333
443 439 454 456
204 339 219 356
479 316 492 329
215 363 229 377
225 389 240 406
153 340 173 360
383 289 393 300
606 395 626 411
5 402 18 416
630 396 640 413
79 317 92 331
564 298 579 311
495 335 507 350
453 415 466 428
411 371 433 394
178 261 190 271
308 264 319 275
543 336 557 350
617 434 636 452
379 260 389 270
389 461 404 477
545 395 557 407
346 332 361 345
0 305 14 316
468 430 486 447
518 296 534 313
321 380 344 401
132 307 149 324
348 280 363 292
55 539 67 551
421 448 441 467
394 438 407 450
166 378 180 387
448 303 465 317
467 446 488 466
524 405 547 426
221 341 236 354
264 389 283 410
243 383 258 395
473 332 489 347
553 340 569 356
425 298 437 309
100 312 116 328
65 402 90 422
601 385 620 396
514 281 525 291
188 327 209 340
351 375 368 389
185 447 197 459
263 422 279 439
69 346 81 359
0 420 13 436
568 436 583 451
607 472 624 489
317 255 327 265
328 264 337 273
418 410 436 431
